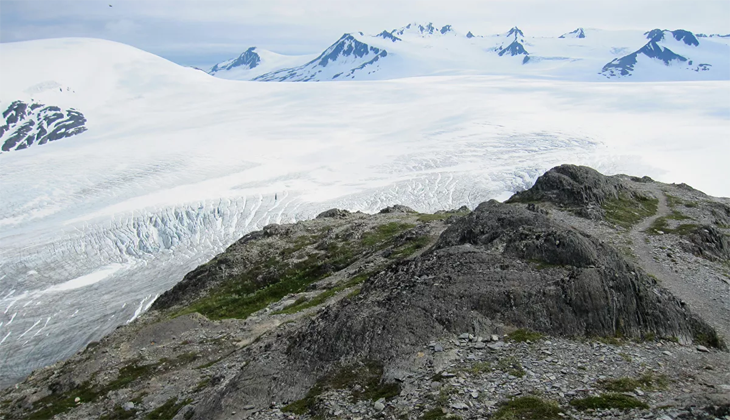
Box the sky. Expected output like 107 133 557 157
1 0 729 68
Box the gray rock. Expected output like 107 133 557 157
379 205 416 214
696 345 709 352
373 400 385 411
122 402 135 411
316 208 351 219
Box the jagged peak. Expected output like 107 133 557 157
559 28 586 39
644 29 699 46
504 26 525 39
376 30 401 42
393 22 447 36
466 31 475 39
209 47 261 74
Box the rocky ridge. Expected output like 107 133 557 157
1 165 729 420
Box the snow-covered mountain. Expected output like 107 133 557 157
211 23 730 82
254 34 388 81
600 29 727 79
0 35 729 388
208 47 316 80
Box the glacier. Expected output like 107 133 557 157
0 37 729 387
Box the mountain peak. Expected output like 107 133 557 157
376 30 401 42
209 47 261 74
505 26 525 39
560 28 586 39
394 22 445 36
645 29 699 46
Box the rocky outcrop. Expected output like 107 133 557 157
378 204 416 214
508 165 629 207
682 225 730 262
1 100 87 152
290 201 716 365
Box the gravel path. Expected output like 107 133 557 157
629 184 730 342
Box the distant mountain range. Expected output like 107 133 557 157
207 23 730 82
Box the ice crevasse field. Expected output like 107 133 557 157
0 36 729 387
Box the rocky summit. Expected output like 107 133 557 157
2 165 729 420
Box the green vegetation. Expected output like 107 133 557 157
666 194 699 209
602 195 658 229
496 356 526 378
599 373 668 392
100 404 138 420
274 271 372 315
361 222 414 247
282 361 401 415
390 235 432 259
592 335 623 346
26 361 161 419
507 329 543 342
465 361 492 375
570 393 648 410
179 221 413 321
493 396 563 420
695 331 724 349
146 397 192 419
423 407 461 420
646 216 699 236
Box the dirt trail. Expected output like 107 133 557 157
629 185 730 342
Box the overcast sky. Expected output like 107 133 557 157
1 0 729 68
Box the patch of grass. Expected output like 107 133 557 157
390 235 432 259
180 221 409 321
465 361 491 375
506 329 543 342
361 222 414 248
496 356 525 378
695 331 725 349
100 404 138 420
618 352 632 363
146 397 192 419
26 361 160 419
274 271 372 315
194 377 211 392
493 396 563 420
570 393 648 410
282 361 401 415
646 216 698 236
423 407 459 420
603 195 658 229
593 335 624 346
667 210 692 221
280 234 321 258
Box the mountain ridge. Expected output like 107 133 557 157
208 24 730 82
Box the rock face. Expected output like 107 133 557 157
288 201 715 367
1 100 87 152
508 164 629 207
682 225 730 262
